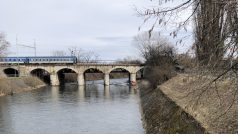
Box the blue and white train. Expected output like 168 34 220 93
0 56 77 64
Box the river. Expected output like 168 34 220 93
0 78 144 134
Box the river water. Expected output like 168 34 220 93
0 79 144 134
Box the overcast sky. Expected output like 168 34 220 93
0 0 193 60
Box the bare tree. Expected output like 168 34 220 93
80 51 100 63
116 56 142 64
0 33 10 57
134 32 176 65
133 32 176 87
137 0 238 122
137 0 238 66
68 46 100 63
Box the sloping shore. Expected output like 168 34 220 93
139 81 206 134
0 76 46 96
159 74 238 134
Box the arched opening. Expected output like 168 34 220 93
109 68 130 84
4 68 19 77
84 68 104 84
136 68 145 80
30 69 50 84
57 68 77 85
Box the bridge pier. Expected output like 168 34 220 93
50 74 59 86
77 73 85 86
130 73 137 85
104 73 110 86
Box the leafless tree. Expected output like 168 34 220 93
116 56 142 64
133 32 176 65
80 51 100 63
68 46 100 62
137 0 238 121
137 0 238 66
0 33 9 57
133 32 176 87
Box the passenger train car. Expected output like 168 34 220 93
0 56 77 64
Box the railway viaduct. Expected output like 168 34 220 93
0 63 144 86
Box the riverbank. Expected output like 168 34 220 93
139 80 206 134
159 74 238 134
0 76 46 96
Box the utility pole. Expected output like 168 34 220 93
34 39 36 56
17 41 37 57
16 35 19 77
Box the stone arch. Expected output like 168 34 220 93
83 68 104 82
30 68 51 84
83 68 104 74
135 67 145 73
135 67 145 79
107 67 131 74
83 68 104 73
108 68 130 84
29 67 51 75
57 68 78 84
55 67 78 74
3 68 19 77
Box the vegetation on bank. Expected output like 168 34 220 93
0 76 46 96
139 81 206 134
160 74 238 134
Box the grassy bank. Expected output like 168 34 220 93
139 81 206 134
0 76 46 96
159 74 238 134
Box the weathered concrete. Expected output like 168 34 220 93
104 73 110 86
77 73 85 86
0 64 143 86
50 74 59 86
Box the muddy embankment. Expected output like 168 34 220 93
0 76 46 96
139 81 206 134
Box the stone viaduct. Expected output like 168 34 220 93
0 63 144 86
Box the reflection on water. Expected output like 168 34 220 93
0 78 144 134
